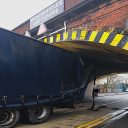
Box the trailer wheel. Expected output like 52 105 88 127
27 106 52 124
0 110 20 128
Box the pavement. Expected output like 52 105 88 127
16 93 128 128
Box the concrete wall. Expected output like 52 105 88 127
84 81 94 100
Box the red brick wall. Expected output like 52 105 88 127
14 0 128 35
65 0 84 11
67 0 128 30
13 21 30 35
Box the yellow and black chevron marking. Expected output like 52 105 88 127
39 30 128 51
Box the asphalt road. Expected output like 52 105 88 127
96 93 128 109
17 93 128 128
94 110 128 128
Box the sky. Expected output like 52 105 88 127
0 0 57 30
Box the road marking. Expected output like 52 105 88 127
75 110 125 128
76 115 112 128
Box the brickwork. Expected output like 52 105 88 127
64 0 84 11
13 0 128 35
66 0 128 31
13 21 30 35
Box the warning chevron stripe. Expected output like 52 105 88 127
40 30 128 51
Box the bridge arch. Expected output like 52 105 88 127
40 30 128 76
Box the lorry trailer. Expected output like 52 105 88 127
0 28 93 128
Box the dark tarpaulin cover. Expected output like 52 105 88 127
0 28 88 108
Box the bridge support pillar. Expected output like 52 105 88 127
84 81 94 101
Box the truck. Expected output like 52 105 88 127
0 28 94 128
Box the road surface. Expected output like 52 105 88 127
17 93 128 128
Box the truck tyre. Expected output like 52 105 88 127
27 106 52 124
0 110 20 128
